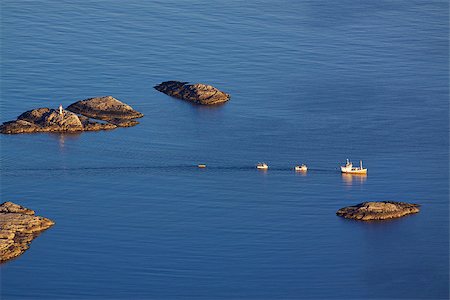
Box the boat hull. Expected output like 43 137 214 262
341 168 367 174
256 163 268 170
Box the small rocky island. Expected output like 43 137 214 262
336 201 420 221
154 81 230 105
0 96 143 134
0 202 54 263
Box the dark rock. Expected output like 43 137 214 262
67 96 144 121
336 201 420 221
78 115 117 131
0 202 54 263
108 118 140 127
154 81 230 105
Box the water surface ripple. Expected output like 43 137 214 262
1 0 448 299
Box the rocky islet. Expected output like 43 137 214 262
154 81 230 105
0 202 54 263
336 201 420 221
0 96 143 134
66 96 144 121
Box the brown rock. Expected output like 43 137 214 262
0 202 54 263
0 202 35 215
17 107 51 123
108 118 140 127
67 96 144 121
0 120 41 134
0 105 131 134
78 115 117 131
154 81 230 105
336 201 420 221
36 109 83 131
1 108 84 134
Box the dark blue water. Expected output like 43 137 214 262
1 1 448 299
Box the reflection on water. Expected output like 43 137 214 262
189 102 227 121
47 132 82 151
341 173 367 186
295 170 308 177
1 0 448 299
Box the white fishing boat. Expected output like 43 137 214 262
340 159 367 174
295 164 308 172
197 164 207 168
256 162 268 170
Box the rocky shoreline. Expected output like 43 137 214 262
336 201 420 221
0 96 143 134
154 81 230 105
0 202 54 263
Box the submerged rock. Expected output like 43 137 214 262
0 202 54 263
67 96 144 121
154 81 230 105
336 201 420 221
0 108 115 134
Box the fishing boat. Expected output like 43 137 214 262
197 164 207 168
340 159 367 174
256 162 268 170
295 164 308 172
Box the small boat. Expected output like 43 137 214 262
295 164 308 172
197 164 207 168
256 162 268 170
340 159 367 174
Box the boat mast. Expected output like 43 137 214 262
360 160 362 169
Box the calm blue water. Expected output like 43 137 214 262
1 0 448 299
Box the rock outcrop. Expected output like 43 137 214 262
77 115 117 131
336 201 420 221
67 96 144 121
0 202 54 263
1 96 143 134
107 118 140 127
0 108 115 134
154 81 230 105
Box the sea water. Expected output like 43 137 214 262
0 1 448 299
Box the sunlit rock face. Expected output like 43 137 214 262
0 108 84 134
154 81 230 105
0 202 54 263
67 96 144 121
1 96 143 134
